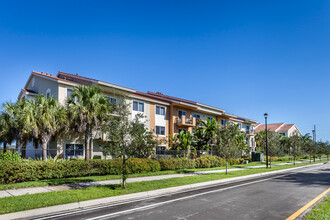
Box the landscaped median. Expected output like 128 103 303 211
0 161 327 216
304 195 330 220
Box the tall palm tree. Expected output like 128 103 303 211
67 86 110 161
24 95 67 161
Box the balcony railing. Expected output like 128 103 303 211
176 115 196 127
246 129 254 135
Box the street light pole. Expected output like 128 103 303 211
265 114 268 169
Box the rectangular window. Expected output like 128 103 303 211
179 110 186 118
133 101 144 112
221 119 226 125
156 106 165 116
67 89 73 98
193 114 200 119
207 117 213 121
110 97 117 103
246 125 250 131
156 126 165 136
238 123 242 129
65 144 83 157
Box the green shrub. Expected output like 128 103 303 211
0 152 22 162
195 157 211 168
0 158 161 184
159 158 195 170
201 155 224 167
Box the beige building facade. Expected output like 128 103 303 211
19 71 258 159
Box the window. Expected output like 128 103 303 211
156 106 165 116
230 121 233 125
110 97 117 103
67 89 73 98
65 144 83 157
238 123 242 129
133 101 144 112
46 88 51 98
246 125 250 131
156 126 165 136
178 128 187 134
207 117 213 121
221 119 226 125
178 110 186 118
193 114 200 119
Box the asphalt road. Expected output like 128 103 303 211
33 163 330 220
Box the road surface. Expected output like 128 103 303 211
32 163 330 220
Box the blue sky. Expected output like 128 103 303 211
0 0 329 141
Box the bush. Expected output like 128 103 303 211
195 157 211 168
0 158 161 184
0 152 22 162
201 155 225 167
159 158 195 170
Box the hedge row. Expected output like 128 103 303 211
159 156 244 170
0 158 160 184
0 156 244 184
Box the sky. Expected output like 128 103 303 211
0 0 329 141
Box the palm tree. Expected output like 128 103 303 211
24 95 67 161
194 118 217 155
67 86 110 161
0 112 16 153
2 99 29 157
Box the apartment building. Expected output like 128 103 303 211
19 71 258 159
254 123 301 137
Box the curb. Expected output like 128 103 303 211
0 163 326 220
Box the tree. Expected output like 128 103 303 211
255 130 282 167
67 86 110 161
169 130 194 158
301 133 313 163
0 112 16 153
24 95 67 161
103 101 158 189
2 99 30 157
214 124 244 174
194 118 217 153
288 134 302 165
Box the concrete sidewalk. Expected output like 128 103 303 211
0 160 322 199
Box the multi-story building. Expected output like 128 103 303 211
254 123 301 137
19 71 258 159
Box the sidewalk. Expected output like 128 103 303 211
0 160 324 199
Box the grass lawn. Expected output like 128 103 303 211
304 196 330 220
0 159 327 191
0 161 325 215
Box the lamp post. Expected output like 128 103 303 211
264 113 269 169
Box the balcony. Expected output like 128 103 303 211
246 129 255 135
175 115 196 127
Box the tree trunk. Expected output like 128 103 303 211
310 154 311 163
85 125 91 161
226 159 228 175
21 146 26 159
313 155 315 162
42 141 47 161
3 142 6 153
16 137 21 155
122 155 127 189
294 155 296 165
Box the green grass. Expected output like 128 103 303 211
0 159 327 190
0 162 324 215
304 196 330 220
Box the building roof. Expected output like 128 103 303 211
21 88 37 94
24 70 257 123
254 123 295 133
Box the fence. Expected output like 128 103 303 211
0 147 237 160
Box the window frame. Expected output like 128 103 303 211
64 143 84 158
155 126 166 136
156 105 166 116
133 101 144 112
